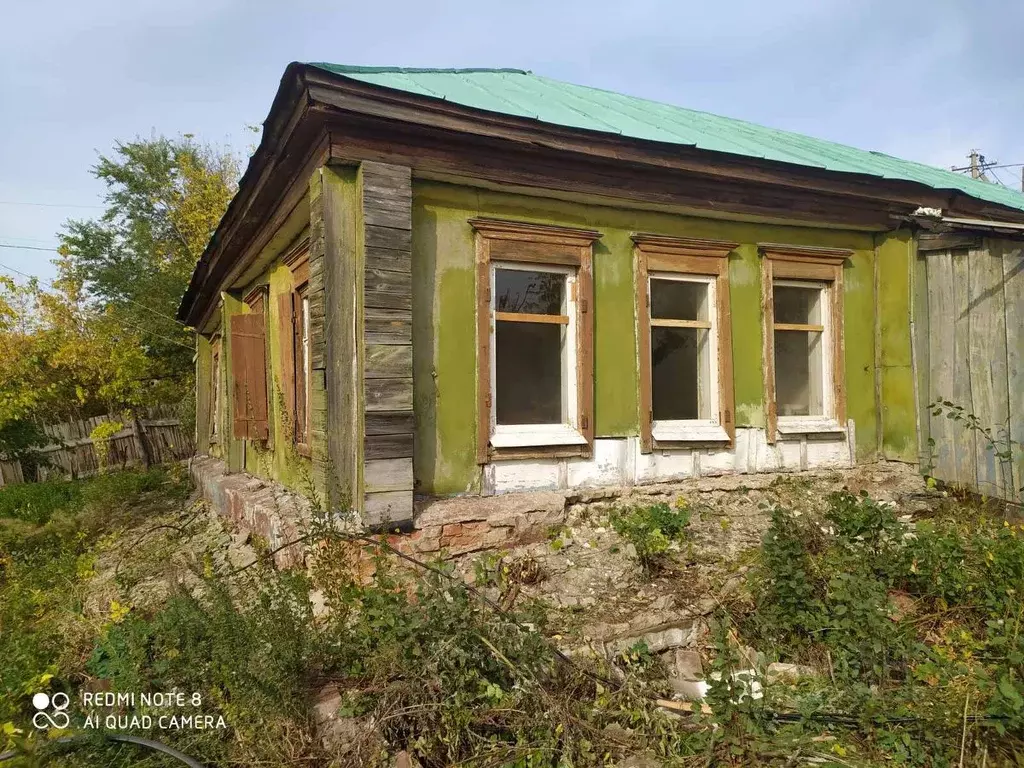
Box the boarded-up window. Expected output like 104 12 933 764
230 313 270 441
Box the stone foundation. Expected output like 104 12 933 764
189 455 312 568
190 453 924 565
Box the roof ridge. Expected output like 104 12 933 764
308 63 529 75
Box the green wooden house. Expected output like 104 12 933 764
178 63 1024 528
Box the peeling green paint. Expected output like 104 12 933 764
729 245 765 428
410 180 906 495
203 194 316 495
876 230 918 461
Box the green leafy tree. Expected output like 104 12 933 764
57 135 240 404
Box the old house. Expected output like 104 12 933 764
178 63 1024 535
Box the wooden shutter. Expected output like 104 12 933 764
230 313 270 440
277 293 296 438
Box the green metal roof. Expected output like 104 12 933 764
310 63 1024 215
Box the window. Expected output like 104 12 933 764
760 243 851 441
210 337 221 443
634 234 737 451
471 218 601 462
280 240 311 454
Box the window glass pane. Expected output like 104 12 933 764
651 327 711 420
774 330 824 416
495 320 563 424
773 285 822 325
495 269 565 314
651 279 708 321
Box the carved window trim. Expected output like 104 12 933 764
633 235 737 453
759 243 851 443
471 218 601 463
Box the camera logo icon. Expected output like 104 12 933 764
32 692 70 730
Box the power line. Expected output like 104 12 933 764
0 259 191 333
0 200 104 209
0 243 59 253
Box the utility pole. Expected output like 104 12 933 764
970 149 981 179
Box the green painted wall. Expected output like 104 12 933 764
875 230 918 461
412 180 909 496
200 197 315 495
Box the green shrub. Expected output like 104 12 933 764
0 479 82 525
610 501 691 575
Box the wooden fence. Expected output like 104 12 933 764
0 406 194 486
915 235 1024 503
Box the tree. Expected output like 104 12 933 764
57 135 240 406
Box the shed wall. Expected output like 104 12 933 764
917 237 1024 502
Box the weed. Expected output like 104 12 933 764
610 501 692 575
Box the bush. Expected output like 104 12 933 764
610 501 691 575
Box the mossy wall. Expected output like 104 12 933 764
412 180 916 496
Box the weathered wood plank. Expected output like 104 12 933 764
927 250 956 482
364 458 414 493
913 248 931 471
366 344 413 379
951 250 977 489
968 245 1010 498
365 307 412 344
365 246 411 273
365 433 414 459
365 377 413 411
363 490 414 528
364 207 412 230
365 225 412 251
365 411 416 435
365 269 412 310
1003 244 1024 501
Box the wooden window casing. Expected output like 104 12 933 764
280 243 311 456
759 243 851 443
471 218 601 463
634 234 738 453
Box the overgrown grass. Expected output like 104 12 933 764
6 469 1024 766
0 467 191 754
737 491 1024 765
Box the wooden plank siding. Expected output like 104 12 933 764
317 166 361 513
919 238 1024 502
1002 242 1024 499
359 162 414 526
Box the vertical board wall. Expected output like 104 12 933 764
360 162 415 526
916 235 1024 502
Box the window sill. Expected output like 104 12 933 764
652 422 730 443
776 418 845 437
490 425 588 449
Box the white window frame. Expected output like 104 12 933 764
488 261 586 448
772 278 842 435
648 272 729 443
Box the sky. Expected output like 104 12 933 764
1 0 1022 285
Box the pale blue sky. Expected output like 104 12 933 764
2 0 1022 285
